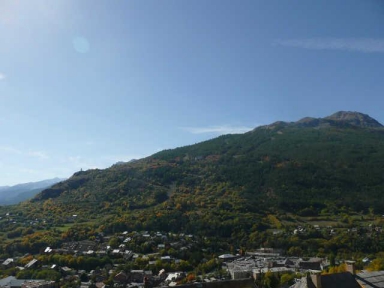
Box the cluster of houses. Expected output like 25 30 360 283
221 250 384 288
2 258 40 270
0 231 206 288
220 248 329 280
55 231 197 262
0 276 55 288
1 255 185 288
291 261 384 288
2 221 384 288
289 221 384 238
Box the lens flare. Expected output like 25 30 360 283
72 36 90 53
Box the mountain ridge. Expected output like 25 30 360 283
260 111 383 130
25 111 384 238
324 111 383 127
0 177 65 205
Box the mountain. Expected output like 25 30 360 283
324 111 383 128
0 186 9 192
0 178 65 205
264 111 383 129
28 111 384 237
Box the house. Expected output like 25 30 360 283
126 270 153 284
218 254 237 261
0 276 55 288
161 256 172 262
129 270 145 283
229 267 253 280
95 250 107 257
80 281 92 288
253 267 294 280
2 258 14 266
0 276 16 287
165 272 185 282
291 261 361 288
95 282 106 288
9 279 27 288
124 250 133 260
356 270 384 287
20 280 56 288
114 271 128 285
44 247 52 253
61 266 73 274
25 259 39 269
297 258 323 271
274 258 295 267
246 249 281 257
291 271 361 288
164 278 255 288
226 259 256 280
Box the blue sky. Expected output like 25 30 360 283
0 0 384 185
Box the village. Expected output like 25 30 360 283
1 222 384 288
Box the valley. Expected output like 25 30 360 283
1 111 384 287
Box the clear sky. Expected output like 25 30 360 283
0 0 384 185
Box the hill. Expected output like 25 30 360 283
0 178 65 205
25 111 384 238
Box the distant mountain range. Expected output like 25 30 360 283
0 178 65 205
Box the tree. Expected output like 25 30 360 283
367 258 384 271
108 237 120 249
280 273 295 286
186 273 195 282
262 271 279 288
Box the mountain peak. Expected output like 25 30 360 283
324 111 383 128
292 111 382 129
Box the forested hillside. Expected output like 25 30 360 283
14 111 382 242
